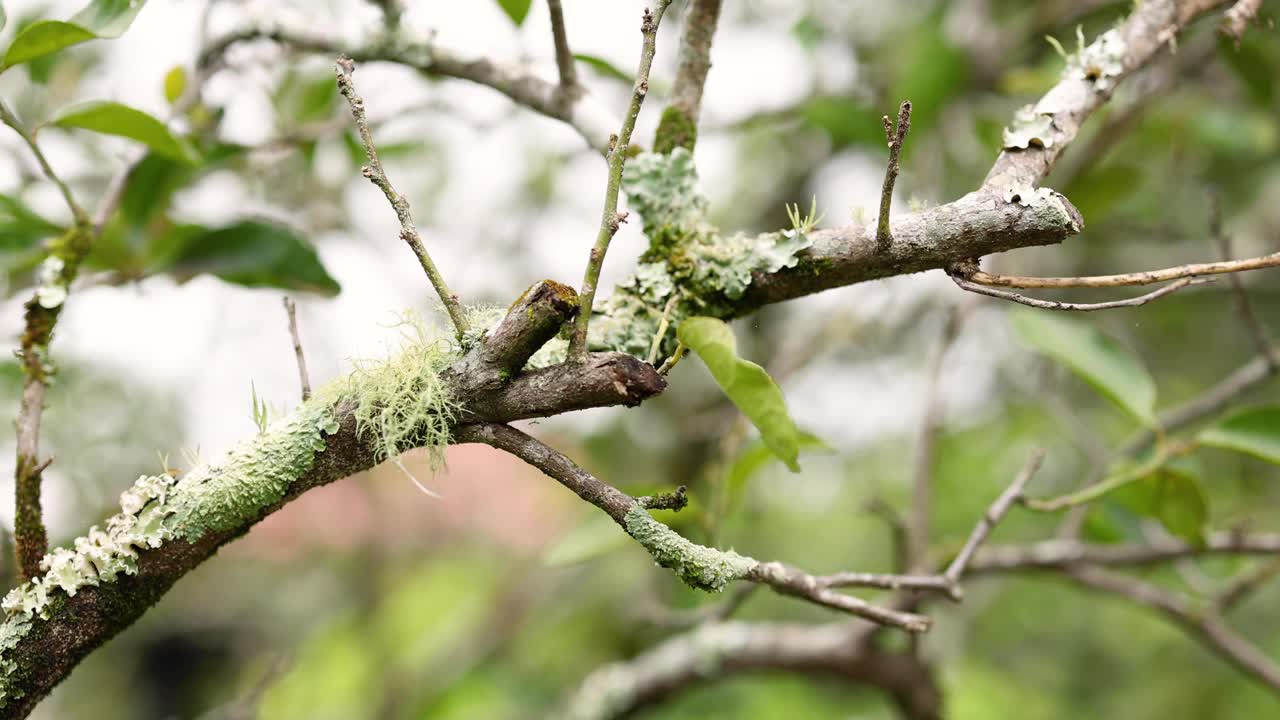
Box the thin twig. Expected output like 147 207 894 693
547 0 579 97
1066 565 1280 694
969 532 1280 573
876 101 912 246
335 57 468 338
748 562 933 631
282 297 312 402
667 0 722 125
1217 558 1280 612
944 449 1046 586
646 295 680 365
907 306 965 572
0 103 89 224
568 2 673 359
1211 195 1275 367
951 273 1201 311
657 342 686 375
965 252 1280 288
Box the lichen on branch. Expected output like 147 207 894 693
625 505 755 592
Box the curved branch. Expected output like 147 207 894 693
200 28 619 153
564 621 941 720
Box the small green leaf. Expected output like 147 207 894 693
573 53 631 83
0 194 63 252
495 0 532 25
149 220 341 296
542 513 629 567
1012 309 1157 426
52 100 193 163
163 65 186 105
1 0 148 71
724 432 828 513
1199 406 1280 464
1149 467 1208 546
678 316 803 472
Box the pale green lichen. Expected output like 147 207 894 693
1070 27 1125 91
314 316 459 470
585 148 814 358
625 506 756 592
1002 105 1057 150
33 256 68 309
0 316 463 705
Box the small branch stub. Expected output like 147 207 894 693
876 100 912 247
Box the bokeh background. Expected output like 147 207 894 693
2 0 1279 717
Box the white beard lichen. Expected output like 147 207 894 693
0 316 461 706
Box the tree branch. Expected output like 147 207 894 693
950 273 1201 311
564 621 941 720
547 0 579 96
201 28 620 153
653 0 722 153
1065 565 1280 694
964 252 1280 288
281 297 312 402
969 532 1280 572
877 100 912 246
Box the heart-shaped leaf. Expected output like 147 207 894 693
678 316 803 471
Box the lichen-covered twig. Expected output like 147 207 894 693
653 0 721 153
1 103 94 582
282 297 312 401
335 57 468 338
547 0 579 97
950 272 1201 311
1221 0 1263 43
1065 565 1280 694
568 2 673 359
202 28 620 153
876 100 911 246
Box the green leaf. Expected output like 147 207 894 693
273 68 338 126
724 432 829 512
495 0 532 26
573 53 631 83
678 316 803 472
542 513 629 567
1 0 147 71
0 194 63 252
163 65 186 105
149 220 340 296
1199 406 1280 464
52 100 194 163
1110 456 1208 545
1012 309 1157 426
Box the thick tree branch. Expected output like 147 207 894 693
200 28 620 153
653 0 722 153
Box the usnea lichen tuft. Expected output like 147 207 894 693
625 505 756 592
0 314 465 705
315 315 459 470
